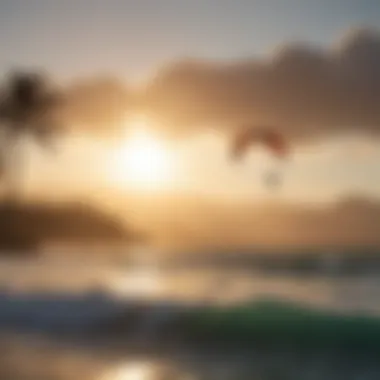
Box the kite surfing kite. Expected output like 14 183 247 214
230 126 290 189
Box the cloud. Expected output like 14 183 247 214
140 27 380 141
15 27 380 142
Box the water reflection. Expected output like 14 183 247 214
103 362 157 380
108 267 165 299
100 360 192 380
3 256 380 380
1 331 380 380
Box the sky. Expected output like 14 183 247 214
2 0 380 203
2 0 380 81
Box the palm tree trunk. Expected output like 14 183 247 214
1 127 24 203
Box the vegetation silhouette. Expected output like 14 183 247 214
0 69 146 254
0 200 146 254
0 70 63 200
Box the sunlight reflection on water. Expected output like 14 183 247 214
108 267 165 299
100 361 190 380
102 362 156 380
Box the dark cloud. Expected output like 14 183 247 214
12 27 380 142
141 27 380 141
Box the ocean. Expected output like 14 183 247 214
1 253 380 380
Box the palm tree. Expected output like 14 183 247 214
0 70 62 201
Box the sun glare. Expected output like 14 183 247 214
108 117 175 190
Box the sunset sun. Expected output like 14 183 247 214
108 117 175 190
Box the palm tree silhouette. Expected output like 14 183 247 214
0 70 62 201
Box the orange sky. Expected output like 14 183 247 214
23 120 380 205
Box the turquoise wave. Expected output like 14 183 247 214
179 299 380 352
